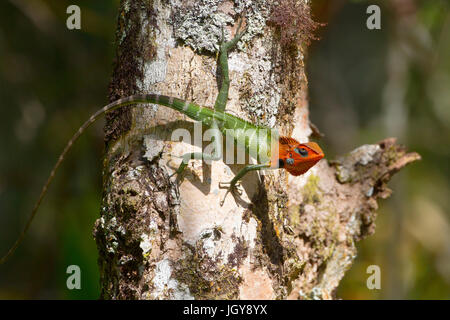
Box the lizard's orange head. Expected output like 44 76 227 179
278 137 324 176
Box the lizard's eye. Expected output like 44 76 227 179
295 147 308 157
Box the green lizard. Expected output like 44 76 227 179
0 19 324 264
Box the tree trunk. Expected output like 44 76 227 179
93 0 420 300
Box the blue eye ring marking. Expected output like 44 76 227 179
295 147 308 157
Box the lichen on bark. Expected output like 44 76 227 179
94 0 420 300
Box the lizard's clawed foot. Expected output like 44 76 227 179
219 15 247 51
234 14 247 37
219 181 243 206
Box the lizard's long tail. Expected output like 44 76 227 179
0 94 203 264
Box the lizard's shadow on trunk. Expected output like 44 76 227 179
230 168 284 268
251 178 285 268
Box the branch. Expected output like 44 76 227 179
286 138 420 299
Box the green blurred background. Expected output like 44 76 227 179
0 0 449 299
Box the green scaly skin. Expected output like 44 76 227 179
0 18 271 264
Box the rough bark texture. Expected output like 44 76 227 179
93 0 420 300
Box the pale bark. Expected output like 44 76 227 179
93 0 420 300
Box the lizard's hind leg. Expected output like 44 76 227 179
170 122 223 178
214 17 247 113
170 151 222 178
219 164 269 206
